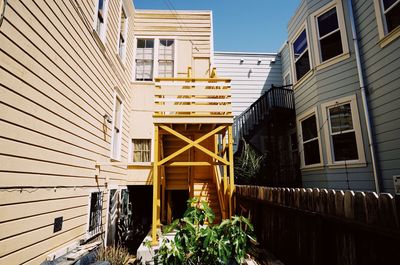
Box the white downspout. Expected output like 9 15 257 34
348 0 380 193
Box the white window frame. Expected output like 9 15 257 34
86 190 103 240
93 0 110 43
283 71 291 86
133 36 177 82
321 95 366 167
310 0 350 69
110 90 124 161
374 0 400 47
289 22 313 86
117 1 129 63
297 107 324 169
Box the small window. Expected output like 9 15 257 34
94 0 109 41
316 7 343 62
328 103 358 161
284 72 291 86
158 39 175 77
381 0 400 34
88 191 103 238
300 113 321 166
135 39 154 81
292 29 311 81
321 95 366 166
132 139 151 162
111 94 123 160
118 5 128 61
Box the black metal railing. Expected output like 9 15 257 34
233 85 294 142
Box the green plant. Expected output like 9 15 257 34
96 245 133 265
235 140 265 184
155 198 255 265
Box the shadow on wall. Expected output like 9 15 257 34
261 54 283 95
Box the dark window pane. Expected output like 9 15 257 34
145 39 154 48
383 0 397 10
385 2 400 33
293 30 308 56
137 39 145 48
320 31 343 61
301 115 318 141
98 0 104 10
332 132 358 161
295 51 310 80
304 140 321 165
318 7 339 37
329 103 353 133
160 39 174 47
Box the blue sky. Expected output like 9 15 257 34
133 0 300 53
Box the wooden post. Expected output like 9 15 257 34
228 126 235 217
152 125 159 245
223 131 228 217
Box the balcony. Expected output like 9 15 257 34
153 77 233 124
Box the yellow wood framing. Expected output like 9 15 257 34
228 126 235 217
158 125 229 166
152 125 159 245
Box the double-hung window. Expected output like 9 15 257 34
111 93 123 160
158 39 175 77
292 28 311 82
94 0 109 42
87 191 103 239
311 1 349 66
132 139 151 162
321 95 365 166
298 110 322 167
118 4 128 62
135 39 154 81
374 0 400 46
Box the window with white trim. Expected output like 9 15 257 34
111 94 123 160
87 191 103 238
316 7 343 62
322 96 365 165
377 0 400 35
158 39 175 77
135 39 154 81
132 139 151 162
94 0 109 42
292 29 311 82
299 112 322 166
118 4 128 62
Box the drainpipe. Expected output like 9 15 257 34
348 0 380 193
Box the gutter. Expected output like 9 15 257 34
348 0 380 193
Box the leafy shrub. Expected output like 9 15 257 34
235 140 265 185
96 245 133 265
155 198 255 265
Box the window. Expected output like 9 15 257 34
134 38 176 81
135 39 154 81
111 93 123 160
292 28 311 82
374 0 400 46
158 39 175 77
87 191 103 238
317 7 343 62
94 0 109 42
311 1 349 66
118 4 128 62
132 139 151 162
298 109 322 168
283 72 291 86
321 95 365 166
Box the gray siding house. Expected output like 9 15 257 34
282 0 400 193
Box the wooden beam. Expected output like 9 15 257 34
165 161 222 166
228 126 235 217
152 126 159 245
158 125 228 165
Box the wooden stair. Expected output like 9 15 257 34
193 177 222 223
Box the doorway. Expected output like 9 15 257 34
169 190 189 222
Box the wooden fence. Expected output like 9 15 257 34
235 185 400 265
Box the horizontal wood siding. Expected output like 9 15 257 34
214 52 282 117
287 0 376 191
354 0 400 194
0 0 134 263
